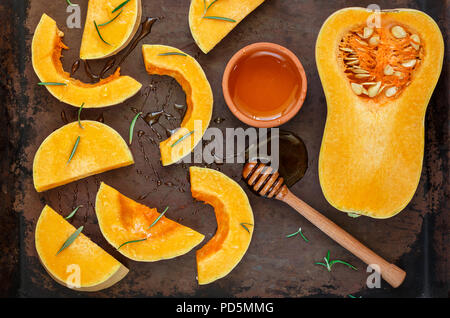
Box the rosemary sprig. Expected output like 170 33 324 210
171 130 195 147
129 112 142 144
203 16 236 22
65 205 83 220
158 52 187 57
38 82 67 86
78 102 84 129
66 0 78 6
315 250 357 272
286 227 309 242
67 136 80 164
348 294 362 298
56 226 83 255
94 21 111 45
117 238 147 250
147 206 169 230
240 222 253 234
112 0 130 13
98 9 123 27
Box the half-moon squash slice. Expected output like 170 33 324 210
95 182 205 262
32 14 142 108
35 205 128 291
316 8 444 218
189 167 254 285
189 0 265 53
80 0 142 59
33 121 134 192
142 45 213 166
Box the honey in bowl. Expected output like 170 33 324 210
224 43 307 126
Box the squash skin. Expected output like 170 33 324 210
190 167 254 285
142 45 213 166
95 182 204 262
189 0 265 54
316 8 444 218
35 205 128 291
80 0 142 60
33 121 134 192
32 14 142 108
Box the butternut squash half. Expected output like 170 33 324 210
189 0 265 53
33 121 134 192
95 182 204 262
32 14 141 108
35 205 128 291
190 167 254 285
142 45 213 166
316 8 444 218
80 0 142 59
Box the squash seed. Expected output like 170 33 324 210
384 64 394 76
385 86 398 97
402 59 417 68
410 34 420 50
355 38 368 46
363 27 374 39
340 47 354 53
391 25 407 38
347 60 360 65
354 73 371 78
352 68 369 74
369 35 380 46
368 82 381 97
351 83 363 95
361 82 377 86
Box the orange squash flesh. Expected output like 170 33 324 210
190 167 254 285
80 0 142 59
189 0 265 53
142 45 213 166
33 121 134 192
316 8 444 218
95 182 204 262
35 205 128 291
32 14 142 108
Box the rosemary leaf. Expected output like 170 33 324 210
315 251 357 272
94 21 111 45
240 222 253 234
66 0 78 6
171 130 195 147
78 102 85 129
112 0 130 13
38 82 67 86
117 238 147 250
65 205 83 220
147 206 169 230
56 226 83 255
158 52 187 57
98 8 123 26
330 259 357 270
203 16 236 23
286 227 309 242
206 0 219 11
67 136 80 164
129 112 142 144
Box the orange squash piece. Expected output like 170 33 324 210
142 45 213 166
35 205 128 291
80 0 142 59
95 182 204 262
189 0 265 53
316 8 444 218
32 14 142 108
190 167 254 285
33 121 134 192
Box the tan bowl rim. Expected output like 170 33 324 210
222 42 308 128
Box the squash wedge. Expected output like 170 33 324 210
35 205 128 291
33 121 134 192
32 14 142 108
95 182 205 262
190 167 254 285
142 44 213 166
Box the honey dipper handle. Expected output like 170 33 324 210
281 189 406 288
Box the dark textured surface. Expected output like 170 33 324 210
0 0 448 297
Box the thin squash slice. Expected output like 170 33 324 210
95 182 204 262
316 8 444 218
35 205 128 291
189 0 265 53
32 14 142 108
142 45 213 166
80 0 142 59
33 121 134 192
190 167 254 285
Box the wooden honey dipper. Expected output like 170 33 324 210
243 161 406 288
